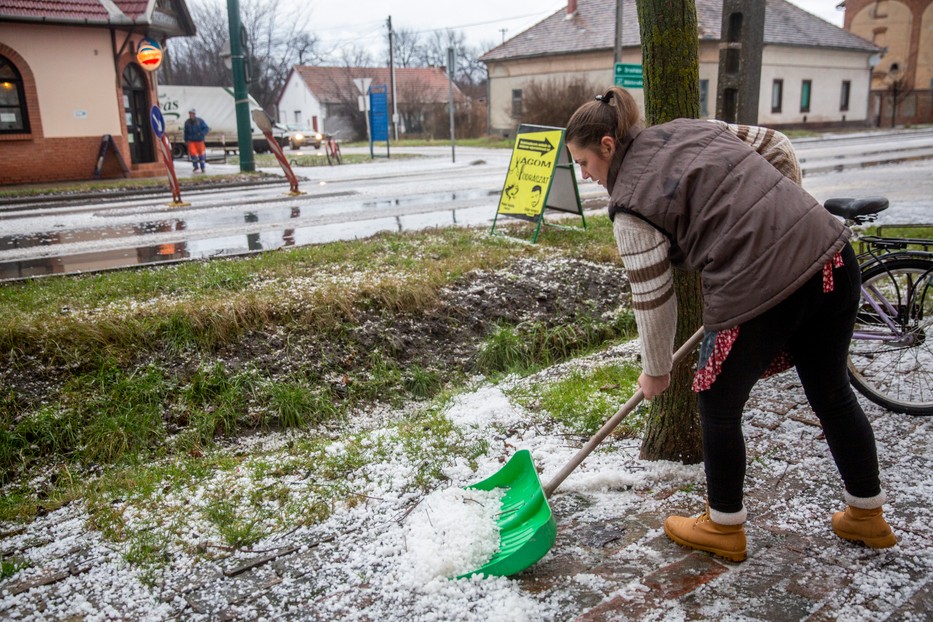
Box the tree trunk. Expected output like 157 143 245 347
635 0 705 464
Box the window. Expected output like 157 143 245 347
294 110 302 125
511 89 522 118
800 79 812 113
0 55 29 133
699 79 709 117
771 79 783 113
840 80 851 112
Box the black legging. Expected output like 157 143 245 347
698 243 882 514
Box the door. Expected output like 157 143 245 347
122 64 155 164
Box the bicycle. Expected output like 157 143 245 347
324 132 342 166
824 197 933 416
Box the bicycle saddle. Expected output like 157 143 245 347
823 197 889 221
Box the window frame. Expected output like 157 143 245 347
511 89 523 118
0 55 30 134
771 79 783 114
800 79 812 114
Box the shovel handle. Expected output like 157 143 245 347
543 326 705 498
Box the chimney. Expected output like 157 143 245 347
567 0 577 18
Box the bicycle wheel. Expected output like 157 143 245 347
325 142 334 166
848 256 933 415
332 143 342 165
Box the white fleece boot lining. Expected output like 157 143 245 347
844 490 887 509
709 506 747 525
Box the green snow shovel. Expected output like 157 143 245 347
461 327 705 579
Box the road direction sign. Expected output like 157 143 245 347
614 63 643 89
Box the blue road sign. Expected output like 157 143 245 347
150 105 165 137
369 84 389 142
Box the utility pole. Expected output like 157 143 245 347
448 46 456 163
715 0 765 124
388 16 399 141
226 0 254 172
614 0 623 65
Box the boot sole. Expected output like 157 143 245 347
832 528 897 549
664 524 747 562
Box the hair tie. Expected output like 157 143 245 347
595 92 614 103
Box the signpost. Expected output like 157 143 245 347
490 124 585 243
614 63 644 89
149 105 188 207
251 109 303 196
354 77 373 154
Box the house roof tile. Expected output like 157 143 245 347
480 0 877 62
0 0 149 21
289 66 465 106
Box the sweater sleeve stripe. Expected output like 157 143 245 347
612 214 677 375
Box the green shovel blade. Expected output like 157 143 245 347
458 449 557 579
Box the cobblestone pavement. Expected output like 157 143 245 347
2 372 931 621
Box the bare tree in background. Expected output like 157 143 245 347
518 77 598 128
162 0 317 113
385 26 422 68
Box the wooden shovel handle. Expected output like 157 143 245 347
543 326 705 498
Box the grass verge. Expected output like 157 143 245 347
0 214 634 570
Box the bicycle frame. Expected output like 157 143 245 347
825 198 933 415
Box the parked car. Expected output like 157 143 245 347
285 125 323 150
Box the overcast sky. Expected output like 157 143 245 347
307 0 846 58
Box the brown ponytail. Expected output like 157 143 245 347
566 86 641 149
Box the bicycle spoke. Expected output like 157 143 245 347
849 258 933 415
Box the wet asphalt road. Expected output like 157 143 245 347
1 130 931 280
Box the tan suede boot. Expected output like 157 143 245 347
664 507 747 562
832 506 897 549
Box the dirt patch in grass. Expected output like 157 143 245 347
1 256 632 431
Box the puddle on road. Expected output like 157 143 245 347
0 204 495 280
0 190 498 256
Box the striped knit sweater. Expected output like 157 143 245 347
614 122 802 376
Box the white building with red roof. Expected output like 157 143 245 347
276 65 467 141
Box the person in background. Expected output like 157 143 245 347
184 108 209 173
564 86 896 562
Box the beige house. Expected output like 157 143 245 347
0 0 195 185
481 0 880 135
844 0 933 126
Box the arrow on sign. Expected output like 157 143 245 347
517 137 555 155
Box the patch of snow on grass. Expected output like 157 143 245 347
401 486 504 583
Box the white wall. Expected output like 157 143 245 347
0 23 123 137
758 46 872 125
277 72 324 132
486 51 646 134
486 43 873 133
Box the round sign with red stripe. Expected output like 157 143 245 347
137 38 163 71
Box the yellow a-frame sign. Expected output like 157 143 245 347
490 124 585 242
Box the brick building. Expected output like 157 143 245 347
0 0 195 185
843 0 933 126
